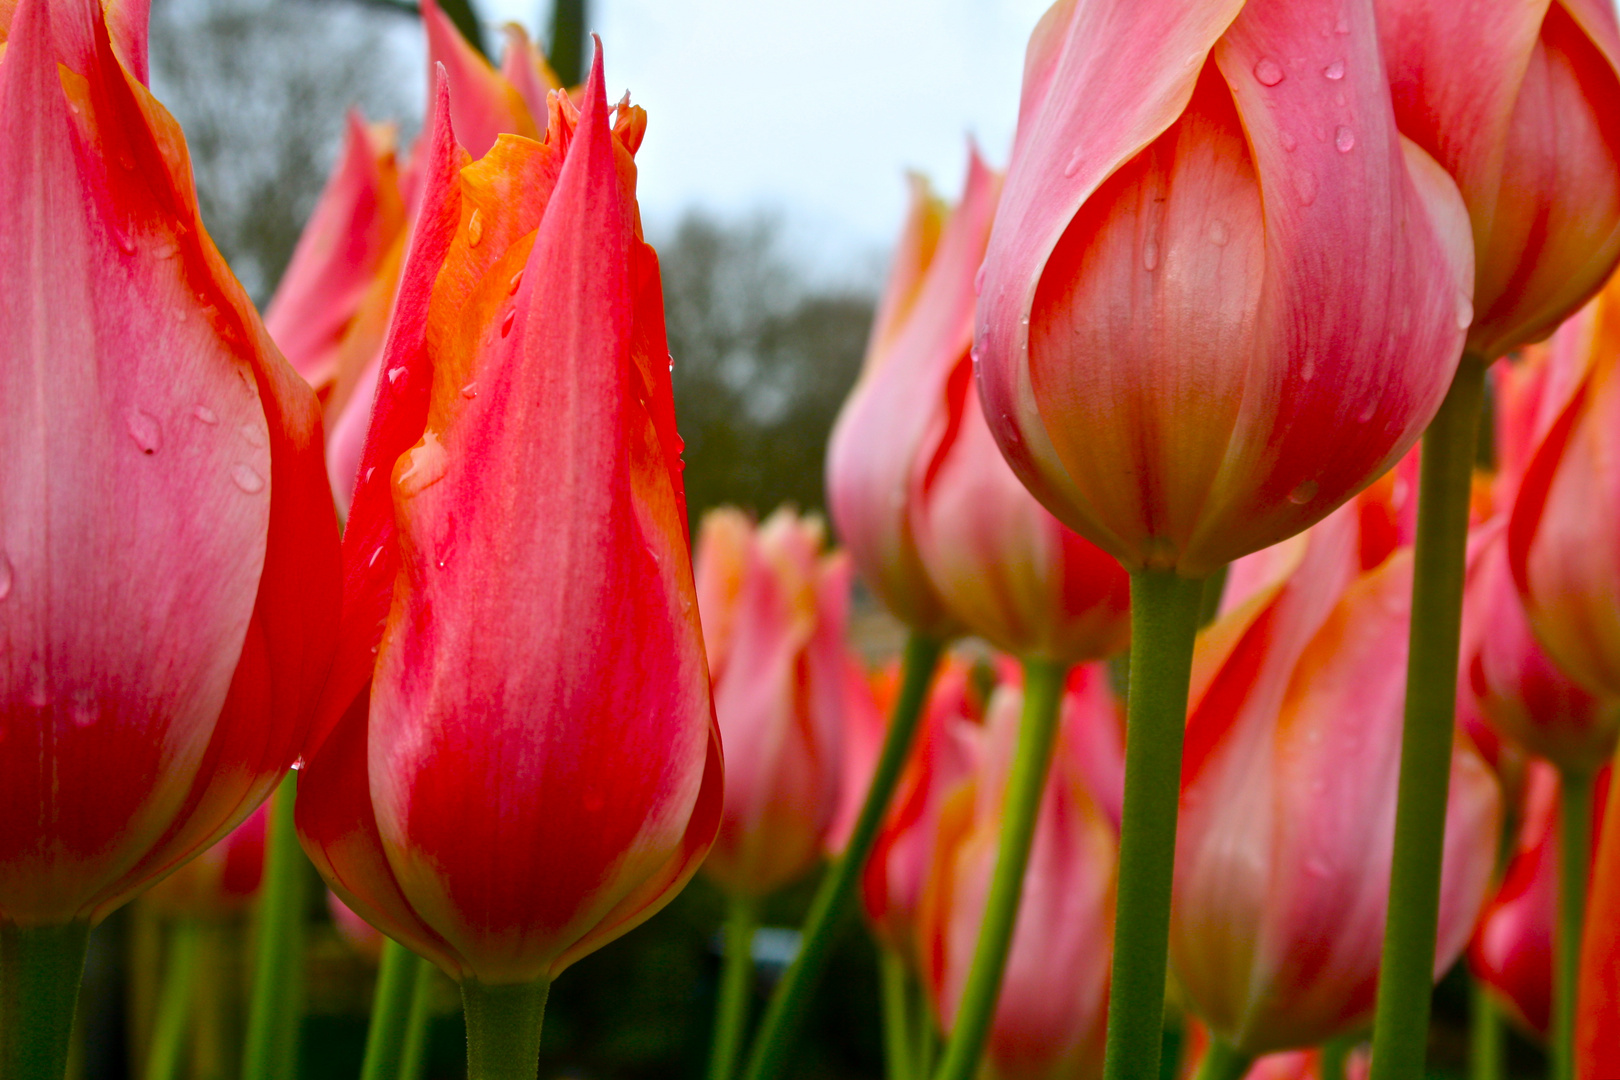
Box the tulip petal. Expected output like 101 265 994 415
498 22 559 119
421 0 537 158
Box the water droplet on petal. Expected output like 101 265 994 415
115 229 136 255
369 545 384 568
0 552 14 601
1254 58 1286 86
1323 60 1345 80
467 208 484 247
396 432 448 497
1142 240 1159 271
387 366 407 385
508 270 524 294
1456 291 1475 331
1357 400 1377 423
239 423 267 449
1335 15 1350 33
1288 480 1320 505
231 463 266 494
291 756 307 771
1305 857 1330 878
154 241 178 259
974 262 987 296
192 405 218 425
1295 169 1319 206
1063 148 1084 177
1335 125 1355 152
1300 356 1315 382
1206 219 1229 246
460 381 478 399
1280 130 1298 152
364 467 375 483
71 690 98 728
501 310 516 337
125 408 162 454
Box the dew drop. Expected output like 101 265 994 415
0 552 13 601
387 366 407 385
363 467 375 483
291 756 307 772
154 241 179 259
1142 240 1160 271
238 422 267 449
1300 356 1315 382
125 408 162 454
231 463 266 494
508 269 524 294
171 306 188 323
1280 130 1298 152
71 690 98 728
1288 480 1320 505
467 208 484 247
460 381 478 399
1305 857 1330 878
1323 60 1345 80
1357 400 1377 423
1063 148 1084 177
974 262 987 296
114 229 136 255
1455 291 1475 331
1206 219 1229 246
192 405 218 425
501 310 516 337
1334 125 1356 152
1254 57 1286 86
1335 15 1350 33
368 545 384 568
1295 169 1319 206
396 431 448 497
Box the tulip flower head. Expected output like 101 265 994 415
696 506 854 898
141 803 270 920
0 0 341 926
295 51 722 986
975 0 1474 577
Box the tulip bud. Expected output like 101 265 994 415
1376 0 1620 359
1171 499 1501 1054
295 51 722 985
975 0 1473 577
917 670 1119 1080
141 804 270 921
328 890 386 963
0 0 340 925
695 507 854 898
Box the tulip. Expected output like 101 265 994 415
0 0 342 1071
294 51 721 1078
917 671 1119 1080
1578 760 1620 1078
142 803 270 920
1172 498 1500 1062
329 890 386 963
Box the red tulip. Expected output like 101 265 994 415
295 52 722 985
975 0 1473 577
695 507 854 898
917 669 1119 1080
1171 497 1501 1054
825 153 1001 633
1376 0 1620 360
0 0 340 925
1578 755 1620 1077
329 890 386 962
824 660 888 857
141 803 270 919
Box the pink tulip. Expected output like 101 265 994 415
0 0 340 926
1377 0 1620 360
695 507 854 898
1172 496 1501 1054
295 52 721 985
141 803 270 920
328 890 386 963
975 0 1473 577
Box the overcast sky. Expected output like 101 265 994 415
470 0 1052 276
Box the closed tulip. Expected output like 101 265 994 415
295 47 721 1021
696 507 853 898
142 803 270 920
975 0 1472 577
1172 498 1500 1056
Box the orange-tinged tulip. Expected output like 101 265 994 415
917 670 1119 1080
1172 499 1500 1054
0 0 340 926
695 507 854 898
1377 0 1620 360
295 53 722 985
975 0 1473 577
141 803 269 919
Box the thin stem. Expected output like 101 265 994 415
1102 569 1207 1080
242 773 309 1080
461 977 550 1080
1319 1036 1356 1080
742 632 944 1080
1553 767 1594 1080
145 921 202 1080
933 657 1069 1080
192 921 236 1080
361 939 426 1080
879 947 914 1080
1191 1038 1252 1080
708 895 760 1080
1368 356 1488 1080
1469 977 1503 1080
911 965 936 1077
401 951 437 1080
0 920 90 1080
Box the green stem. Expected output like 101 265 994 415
461 977 550 1080
1320 1036 1356 1080
1553 767 1594 1080
242 772 308 1080
742 632 944 1080
933 657 1069 1080
400 951 437 1080
0 921 91 1080
879 947 914 1080
145 920 202 1080
1368 356 1488 1080
361 939 428 1080
911 965 936 1077
1191 1038 1252 1080
1468 977 1503 1080
1197 563 1230 628
708 895 760 1080
1102 569 1207 1080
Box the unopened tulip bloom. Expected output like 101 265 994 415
696 507 853 898
294 51 721 1065
1172 499 1500 1058
918 671 1119 1080
0 0 340 1039
142 804 270 920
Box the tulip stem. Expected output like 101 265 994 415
242 772 309 1080
1368 356 1488 1080
0 920 90 1080
401 949 437 1080
933 656 1069 1080
362 939 433 1080
709 895 760 1080
1191 1039 1252 1080
1553 766 1594 1080
462 976 550 1080
742 631 944 1080
1320 1036 1357 1080
146 920 202 1080
1469 977 1503 1080
1101 569 1207 1080
911 962 936 1075
879 947 914 1080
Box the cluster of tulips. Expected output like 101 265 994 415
7 0 1620 1078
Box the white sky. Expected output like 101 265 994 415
472 0 1053 277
